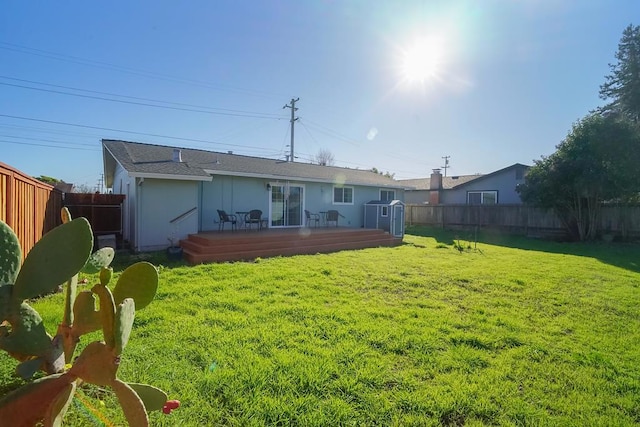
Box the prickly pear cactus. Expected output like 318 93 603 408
0 220 21 287
13 217 93 301
0 212 176 426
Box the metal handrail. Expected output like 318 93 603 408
169 207 197 224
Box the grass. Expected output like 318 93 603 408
2 226 639 425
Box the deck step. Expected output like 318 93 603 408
180 228 401 264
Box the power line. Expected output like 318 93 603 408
0 76 286 118
0 42 286 100
0 139 98 151
298 120 321 150
300 119 360 146
0 113 284 155
0 123 103 138
0 81 286 120
0 134 97 147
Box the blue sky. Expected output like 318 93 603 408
1 1 637 189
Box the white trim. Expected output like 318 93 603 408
379 189 395 201
129 172 212 182
333 186 354 205
204 169 400 189
467 190 498 205
268 182 306 228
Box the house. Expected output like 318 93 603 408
102 139 405 251
398 163 529 205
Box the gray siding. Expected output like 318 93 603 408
113 163 135 245
442 168 524 204
404 190 429 204
201 177 404 229
201 176 270 231
137 179 199 251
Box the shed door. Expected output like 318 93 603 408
391 203 404 238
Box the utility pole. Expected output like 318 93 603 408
283 98 299 162
95 174 105 193
441 156 450 177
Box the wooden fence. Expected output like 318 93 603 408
64 193 125 236
405 204 640 238
1 162 63 258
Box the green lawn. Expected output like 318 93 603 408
2 226 639 426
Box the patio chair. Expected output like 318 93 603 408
245 209 263 230
305 210 320 227
217 209 237 231
326 210 340 227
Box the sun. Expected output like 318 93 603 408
400 37 444 84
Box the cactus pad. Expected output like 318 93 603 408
112 262 158 310
0 302 52 357
13 218 93 302
0 285 13 323
72 291 101 335
69 341 117 386
0 220 21 287
44 380 76 427
16 357 43 380
0 373 72 425
82 248 115 274
127 383 169 412
115 299 135 356
60 207 72 224
91 284 116 348
112 379 150 427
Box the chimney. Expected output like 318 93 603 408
429 168 442 204
172 148 182 163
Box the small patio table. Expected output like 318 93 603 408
235 211 249 229
319 211 327 226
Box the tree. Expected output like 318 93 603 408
371 167 395 179
36 175 62 185
518 113 640 241
314 148 335 166
599 24 640 123
73 183 94 193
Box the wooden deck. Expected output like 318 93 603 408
180 227 402 264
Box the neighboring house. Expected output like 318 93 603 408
398 163 529 205
103 139 405 251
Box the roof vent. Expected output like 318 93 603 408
172 149 182 163
228 151 233 155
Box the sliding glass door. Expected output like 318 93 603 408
270 183 303 228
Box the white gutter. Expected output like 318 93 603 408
203 169 402 188
129 172 212 182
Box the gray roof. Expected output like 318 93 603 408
103 140 402 188
397 163 529 191
397 174 482 190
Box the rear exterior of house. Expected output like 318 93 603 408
103 140 405 251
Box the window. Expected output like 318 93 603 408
381 206 389 217
380 189 395 201
333 186 354 204
467 191 497 205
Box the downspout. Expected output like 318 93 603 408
198 181 204 232
135 177 143 252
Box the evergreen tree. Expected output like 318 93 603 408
599 24 640 122
518 114 640 241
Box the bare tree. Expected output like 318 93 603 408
73 183 94 193
314 149 335 166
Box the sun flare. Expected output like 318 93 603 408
400 37 445 84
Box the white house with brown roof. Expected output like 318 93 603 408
102 139 405 251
